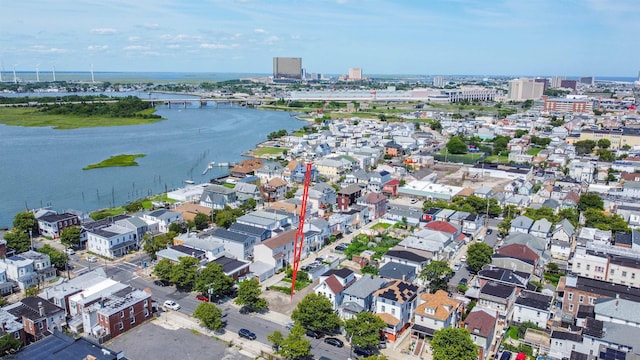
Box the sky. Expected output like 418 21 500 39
2 0 640 77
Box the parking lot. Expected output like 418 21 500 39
107 319 249 360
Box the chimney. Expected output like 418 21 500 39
2 321 7 331
38 301 45 317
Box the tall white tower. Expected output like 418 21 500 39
52 66 56 82
36 64 40 82
90 64 95 83
13 65 17 84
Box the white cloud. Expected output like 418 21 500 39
90 28 117 35
264 35 280 44
167 44 181 49
254 28 267 34
29 45 68 53
128 36 140 42
160 34 202 42
200 43 238 49
123 45 151 51
88 45 109 51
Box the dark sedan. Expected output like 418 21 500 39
323 337 344 348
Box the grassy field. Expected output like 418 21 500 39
527 147 542 155
0 107 164 130
484 155 509 163
252 147 287 156
83 154 146 170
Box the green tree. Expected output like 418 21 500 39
194 212 210 231
268 330 285 351
279 324 312 359
194 262 234 298
13 211 38 234
0 333 22 355
466 242 493 273
430 328 477 360
517 321 541 338
578 193 604 212
170 256 199 290
558 208 579 227
37 244 66 270
153 258 174 281
235 278 268 311
574 140 597 155
59 226 82 249
193 302 223 331
143 231 176 259
345 312 386 350
514 129 528 138
597 138 611 149
446 137 467 154
169 222 186 234
419 261 453 293
239 198 257 212
291 293 343 334
3 230 31 253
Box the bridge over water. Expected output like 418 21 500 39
143 97 265 108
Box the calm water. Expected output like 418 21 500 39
0 104 304 227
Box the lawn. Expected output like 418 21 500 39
484 155 509 163
141 194 178 209
505 326 518 340
252 147 287 156
0 107 164 129
90 207 125 220
527 147 542 155
83 154 146 170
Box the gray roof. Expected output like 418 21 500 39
511 215 534 229
595 298 640 324
553 218 575 237
515 290 553 311
115 216 148 228
146 209 180 220
342 275 387 299
211 228 251 243
589 320 640 350
228 222 270 237
503 232 547 253
378 262 415 281
5 330 121 360
530 218 553 233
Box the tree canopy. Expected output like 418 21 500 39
344 312 386 349
574 140 596 155
446 137 467 154
235 278 268 311
194 262 234 298
291 293 343 334
13 211 38 234
170 256 199 290
193 212 210 231
466 242 493 273
59 226 82 249
0 333 22 355
37 244 66 270
430 328 478 360
578 193 604 212
143 231 176 259
3 230 30 253
193 302 224 331
278 324 312 360
419 261 453 293
153 258 174 281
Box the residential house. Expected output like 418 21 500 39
251 230 299 281
373 280 419 341
262 177 288 202
254 162 284 182
314 268 356 310
594 297 640 328
209 228 255 260
378 262 417 283
4 255 38 290
570 247 640 287
0 262 14 295
282 160 318 184
492 243 541 275
81 286 152 339
381 249 429 276
174 232 225 262
86 224 136 259
529 218 553 239
316 158 349 181
234 182 261 202
356 192 387 220
37 269 108 316
228 222 271 244
200 184 236 209
382 179 400 197
230 158 264 178
510 216 534 234
511 290 553 328
213 256 251 281
558 275 640 317
36 212 80 238
156 245 207 264
368 170 392 193
337 184 363 211
141 209 182 233
412 290 462 338
339 275 387 320
421 208 441 223
384 142 403 157
464 307 498 360
18 251 56 285
462 213 484 237
385 207 423 227
114 216 150 249
5 297 65 344
478 282 517 319
0 308 25 347
477 267 533 294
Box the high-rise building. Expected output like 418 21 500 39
535 78 549 91
508 78 545 101
560 80 577 91
348 68 362 81
433 76 444 88
580 76 594 86
273 57 302 80
551 76 565 88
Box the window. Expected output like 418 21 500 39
586 264 590 271
391 308 395 316
120 311 124 318
38 322 44 330
622 271 628 277
144 309 149 317
568 292 573 301
381 305 385 312
633 273 636 280
576 263 581 269
130 316 135 324
569 304 574 311
579 295 584 303
610 269 615 275
118 322 124 330
13 332 19 339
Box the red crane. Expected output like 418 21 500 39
290 162 313 300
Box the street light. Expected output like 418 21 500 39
28 229 33 250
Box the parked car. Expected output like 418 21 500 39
499 351 512 360
238 328 256 340
459 278 468 286
460 255 467 262
196 294 209 302
335 244 348 251
87 256 97 263
486 229 493 235
65 263 74 270
453 263 461 271
323 337 344 347
378 340 387 349
64 248 75 255
305 329 322 339
353 347 374 357
163 300 180 311
239 305 254 314
154 279 170 287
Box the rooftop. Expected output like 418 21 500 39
374 279 418 304
415 290 462 321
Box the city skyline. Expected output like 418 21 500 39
3 0 639 76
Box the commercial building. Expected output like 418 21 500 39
508 78 544 101
543 97 593 113
348 68 362 81
273 57 302 80
443 86 496 102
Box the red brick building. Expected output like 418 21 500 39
92 288 153 339
5 297 65 344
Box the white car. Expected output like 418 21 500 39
87 256 97 263
460 256 467 262
163 300 181 311
65 248 76 255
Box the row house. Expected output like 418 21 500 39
83 287 152 339
570 247 640 288
156 245 207 264
4 297 65 344
174 232 225 261
19 250 57 285
510 290 553 328
412 290 462 338
86 224 136 259
38 269 108 316
374 280 419 342
477 267 533 294
492 243 541 276
0 308 26 347
209 228 255 261
558 275 640 317
115 216 150 249
337 184 363 211
200 184 236 209
261 177 288 202
594 297 640 328
213 255 251 281
477 282 517 319
36 212 80 238
314 268 356 310
0 262 14 295
381 249 429 276
356 192 387 220
251 230 300 281
4 255 38 291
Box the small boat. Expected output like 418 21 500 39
184 180 195 184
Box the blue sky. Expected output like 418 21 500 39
3 0 639 76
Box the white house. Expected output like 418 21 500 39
86 224 136 259
511 290 553 328
142 209 183 233
373 280 419 342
